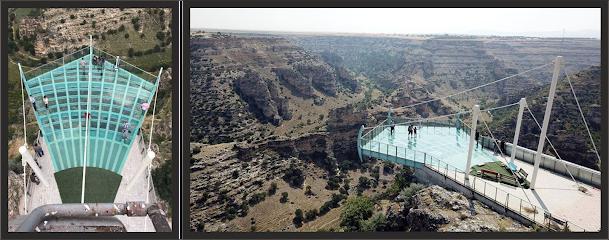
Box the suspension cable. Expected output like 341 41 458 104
525 106 580 189
394 62 552 110
564 70 601 163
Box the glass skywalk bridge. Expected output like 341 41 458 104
358 120 498 171
20 46 160 174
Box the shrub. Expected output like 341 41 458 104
305 185 313 196
357 176 371 192
399 183 425 201
124 33 130 39
293 209 303 227
247 192 266 206
152 160 172 206
267 182 277 195
340 196 374 231
280 192 288 203
325 176 341 190
305 209 318 222
156 31 166 41
360 213 387 232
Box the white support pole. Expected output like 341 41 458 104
465 104 480 180
510 98 527 165
19 146 49 187
81 35 93 203
531 56 562 189
126 150 156 191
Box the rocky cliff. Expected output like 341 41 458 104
385 185 530 232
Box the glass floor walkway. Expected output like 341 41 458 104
359 124 499 171
21 46 159 174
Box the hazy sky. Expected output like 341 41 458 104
191 8 601 38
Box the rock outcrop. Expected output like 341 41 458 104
234 70 290 125
272 67 314 97
293 61 338 96
385 185 530 232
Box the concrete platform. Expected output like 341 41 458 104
427 152 600 232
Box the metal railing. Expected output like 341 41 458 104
423 155 586 232
24 47 90 80
23 46 158 83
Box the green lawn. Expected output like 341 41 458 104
54 167 122 203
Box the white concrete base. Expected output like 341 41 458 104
23 138 62 213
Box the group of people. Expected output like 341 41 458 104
29 95 49 112
408 124 417 136
387 124 418 136
93 55 107 67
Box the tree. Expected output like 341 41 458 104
280 192 289 203
118 24 125 32
282 165 305 188
124 33 130 39
340 196 374 231
293 209 303 227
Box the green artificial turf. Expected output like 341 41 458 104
470 161 530 188
54 167 122 203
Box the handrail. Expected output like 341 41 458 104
22 46 158 83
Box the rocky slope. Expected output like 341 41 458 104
292 35 599 105
488 66 602 170
385 185 530 232
190 32 362 144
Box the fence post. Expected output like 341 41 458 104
395 146 398 162
519 199 522 213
